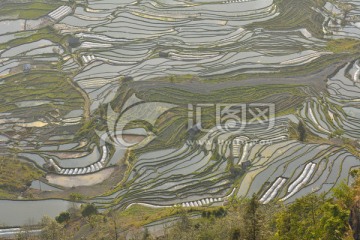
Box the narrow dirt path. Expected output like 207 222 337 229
66 75 90 121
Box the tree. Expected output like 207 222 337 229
143 227 151 240
332 180 354 209
81 203 98 218
273 193 351 240
67 36 81 48
297 121 306 142
69 192 84 201
231 228 241 240
55 211 70 224
319 202 349 240
230 165 244 178
274 194 324 240
109 209 119 240
244 195 261 240
40 216 64 240
68 193 83 217
88 214 104 229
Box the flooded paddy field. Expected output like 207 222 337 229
321 0 360 39
0 0 359 227
0 199 79 226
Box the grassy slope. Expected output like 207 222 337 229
112 83 304 152
0 72 83 114
0 157 44 199
326 38 360 53
249 0 326 38
0 27 65 51
0 1 62 20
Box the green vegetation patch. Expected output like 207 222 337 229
0 27 65 51
0 1 62 20
0 71 83 114
137 84 305 106
114 205 178 228
326 38 360 53
0 156 43 198
124 83 306 152
250 0 326 38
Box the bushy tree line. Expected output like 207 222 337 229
15 179 359 240
163 182 355 240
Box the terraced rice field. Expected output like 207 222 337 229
299 60 360 140
242 141 360 203
321 0 360 39
0 0 360 227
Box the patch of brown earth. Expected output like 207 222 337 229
46 167 115 187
